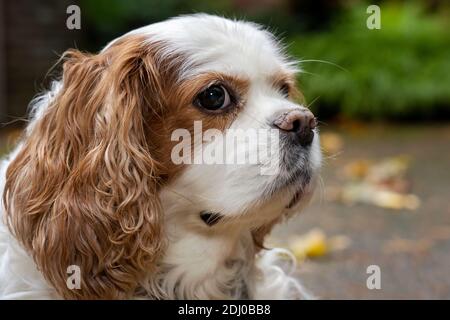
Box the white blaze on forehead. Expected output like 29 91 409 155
104 14 298 80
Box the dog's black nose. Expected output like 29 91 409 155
273 109 317 147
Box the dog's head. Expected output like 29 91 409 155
3 14 321 299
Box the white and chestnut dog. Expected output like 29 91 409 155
0 14 321 299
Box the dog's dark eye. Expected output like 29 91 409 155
195 85 231 111
280 83 290 97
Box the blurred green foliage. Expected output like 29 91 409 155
80 0 235 43
79 0 298 44
291 2 450 120
80 0 450 120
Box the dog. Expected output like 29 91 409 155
0 14 321 299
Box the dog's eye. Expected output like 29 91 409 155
195 85 231 111
280 83 290 97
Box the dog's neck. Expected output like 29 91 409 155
140 210 257 299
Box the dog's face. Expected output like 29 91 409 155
4 14 320 299
113 15 322 229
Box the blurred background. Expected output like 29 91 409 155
0 0 449 299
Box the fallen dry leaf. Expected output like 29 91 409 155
343 160 371 180
330 155 420 210
328 235 352 251
337 184 420 210
288 228 351 261
320 132 344 155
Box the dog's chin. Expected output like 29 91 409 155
223 171 316 228
268 163 314 205
193 177 316 231
277 180 315 216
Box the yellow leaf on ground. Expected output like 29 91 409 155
320 132 344 155
289 229 328 260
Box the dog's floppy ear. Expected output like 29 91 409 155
3 36 165 299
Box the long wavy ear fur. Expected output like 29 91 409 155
3 36 165 299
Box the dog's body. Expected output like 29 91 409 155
0 15 321 299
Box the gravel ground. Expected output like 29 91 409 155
272 124 450 299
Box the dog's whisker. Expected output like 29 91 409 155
300 59 349 73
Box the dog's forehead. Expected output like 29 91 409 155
121 14 296 79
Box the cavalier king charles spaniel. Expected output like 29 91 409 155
0 14 321 299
